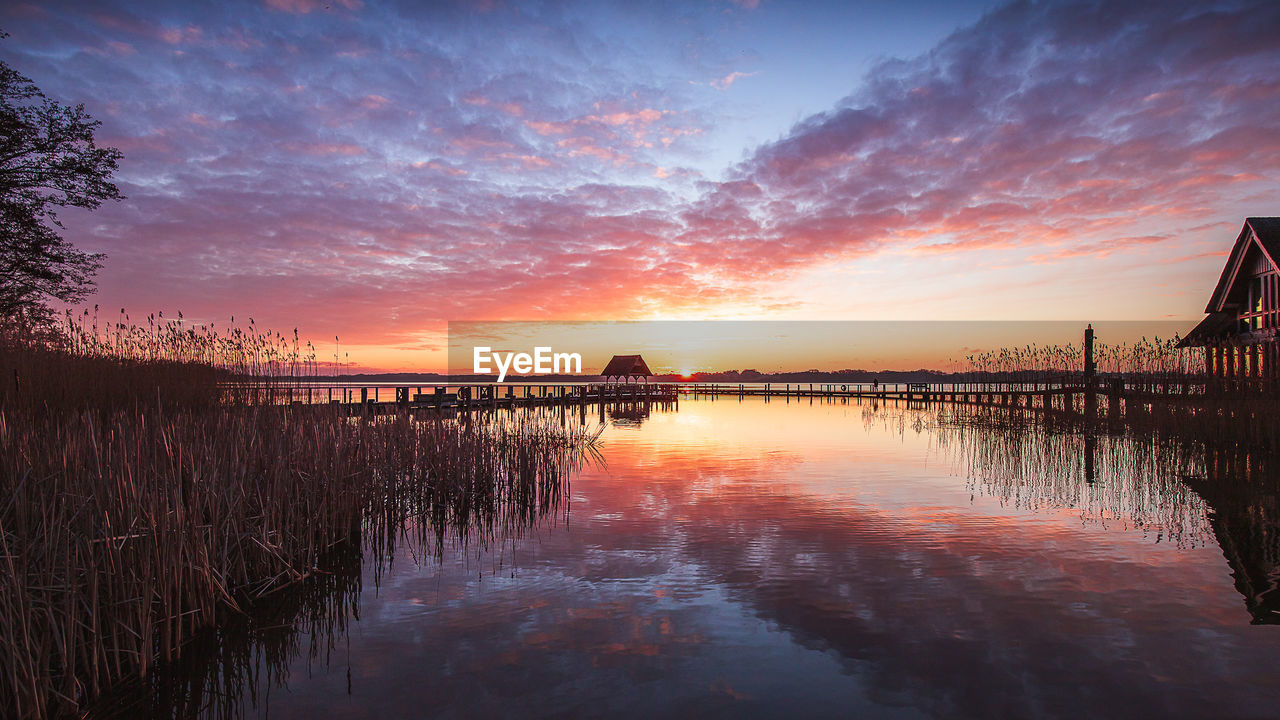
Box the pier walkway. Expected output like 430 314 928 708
222 378 1211 418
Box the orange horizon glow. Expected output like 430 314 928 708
4 0 1276 372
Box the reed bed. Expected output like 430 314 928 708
956 335 1280 451
957 335 1203 390
88 537 365 720
929 403 1213 548
0 402 600 718
0 310 601 716
78 407 599 720
920 400 1280 624
0 308 327 414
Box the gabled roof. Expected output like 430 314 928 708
600 354 652 377
1175 311 1236 348
1205 217 1280 313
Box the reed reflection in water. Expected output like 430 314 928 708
934 401 1279 624
99 397 1280 719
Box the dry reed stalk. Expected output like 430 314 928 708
0 405 599 718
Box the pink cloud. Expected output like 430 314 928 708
283 142 366 156
585 108 669 126
409 160 469 176
556 137 630 165
490 153 553 170
525 119 574 136
263 0 362 13
159 25 203 44
710 71 756 90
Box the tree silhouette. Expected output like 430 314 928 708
1 38 123 326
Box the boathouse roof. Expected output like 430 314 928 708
1177 217 1280 348
600 354 652 378
1177 311 1237 348
1204 217 1280 314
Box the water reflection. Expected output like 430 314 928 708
92 540 364 720
92 398 1280 719
1182 451 1280 625
934 404 1280 625
933 407 1213 549
605 401 662 428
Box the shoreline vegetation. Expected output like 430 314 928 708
77 398 1280 719
953 339 1280 452
2 313 1277 716
0 314 601 718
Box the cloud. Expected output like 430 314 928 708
264 0 362 14
710 70 756 90
282 142 367 156
3 0 1279 368
685 0 1280 275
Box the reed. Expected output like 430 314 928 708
919 399 1280 624
927 402 1214 547
0 307 330 414
957 335 1203 390
85 535 365 720
956 335 1280 451
77 405 598 720
0 395 599 717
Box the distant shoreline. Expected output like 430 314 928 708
292 369 1069 384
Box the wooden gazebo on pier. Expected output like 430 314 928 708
1178 217 1280 381
600 354 652 384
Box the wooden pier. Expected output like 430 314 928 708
680 379 1212 416
224 382 680 414
224 376 1216 424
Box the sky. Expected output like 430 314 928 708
2 0 1278 372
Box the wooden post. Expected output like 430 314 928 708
1084 324 1097 420
1107 378 1122 424
1084 433 1096 484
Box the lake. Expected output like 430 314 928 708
100 396 1280 719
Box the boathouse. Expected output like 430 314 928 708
1178 217 1280 381
600 354 652 383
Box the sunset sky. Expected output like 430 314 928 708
2 0 1277 371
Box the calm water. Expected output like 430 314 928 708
107 397 1280 719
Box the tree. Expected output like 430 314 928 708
1 37 123 326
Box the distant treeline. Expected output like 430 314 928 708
663 369 973 383
315 369 1084 384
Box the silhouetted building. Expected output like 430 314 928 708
600 354 652 383
1178 217 1280 380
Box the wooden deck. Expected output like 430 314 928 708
225 382 680 414
681 380 1214 418
681 382 1091 412
222 378 1217 420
